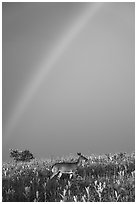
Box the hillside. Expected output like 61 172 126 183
2 152 135 202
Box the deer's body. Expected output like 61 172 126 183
50 153 88 179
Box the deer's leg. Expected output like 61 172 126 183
58 172 62 178
50 172 58 179
50 173 55 179
69 173 73 179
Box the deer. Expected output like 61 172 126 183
50 152 88 179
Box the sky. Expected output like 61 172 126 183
2 2 135 161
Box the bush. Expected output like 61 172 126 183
9 149 34 162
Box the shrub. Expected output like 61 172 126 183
9 149 34 162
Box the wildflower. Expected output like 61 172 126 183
25 186 30 194
131 170 135 177
73 195 78 202
103 181 106 188
94 180 97 186
116 179 120 185
114 190 120 201
4 170 7 177
36 191 39 199
85 186 90 201
82 195 86 202
67 180 71 187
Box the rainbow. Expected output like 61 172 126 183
3 3 103 144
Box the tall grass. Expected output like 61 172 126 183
2 152 135 202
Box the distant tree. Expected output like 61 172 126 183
10 149 34 162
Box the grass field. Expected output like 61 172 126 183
2 152 135 202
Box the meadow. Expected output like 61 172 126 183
2 152 135 202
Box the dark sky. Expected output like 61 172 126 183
3 2 135 161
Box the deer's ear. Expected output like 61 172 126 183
77 152 81 156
